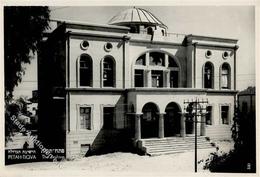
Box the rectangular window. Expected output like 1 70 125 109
80 107 91 129
221 106 229 125
206 106 212 125
152 70 163 87
135 69 144 87
103 107 115 129
170 71 178 88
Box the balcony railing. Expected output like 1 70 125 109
130 30 187 43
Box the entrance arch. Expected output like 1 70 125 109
141 102 159 138
164 102 181 137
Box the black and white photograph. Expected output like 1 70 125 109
1 2 258 176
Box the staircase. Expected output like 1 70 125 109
140 136 215 156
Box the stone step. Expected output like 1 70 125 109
144 142 210 147
143 136 206 141
140 136 213 156
143 139 209 145
143 137 207 143
144 142 211 147
147 146 215 155
147 145 213 152
145 141 213 147
147 145 213 151
147 147 216 156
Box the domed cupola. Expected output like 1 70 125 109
108 7 168 35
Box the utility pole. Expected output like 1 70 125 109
184 98 208 173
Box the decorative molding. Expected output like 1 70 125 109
222 51 229 59
80 40 89 50
205 50 212 58
186 34 238 44
104 42 113 52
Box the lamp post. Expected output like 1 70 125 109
184 98 208 173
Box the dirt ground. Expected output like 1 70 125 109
5 140 234 176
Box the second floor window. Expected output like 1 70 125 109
152 70 163 88
221 63 231 89
134 52 180 88
204 62 214 89
79 55 92 87
103 57 115 87
135 69 144 87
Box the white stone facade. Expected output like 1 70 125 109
38 7 238 158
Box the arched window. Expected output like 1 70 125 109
103 57 115 87
203 62 214 89
221 63 231 89
134 52 180 88
134 54 146 87
79 55 92 87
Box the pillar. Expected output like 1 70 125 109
146 70 152 87
200 113 206 136
135 114 141 140
145 52 152 88
164 70 170 88
159 114 165 138
180 113 186 138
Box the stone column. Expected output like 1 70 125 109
164 70 170 88
145 70 152 88
180 113 186 138
200 113 206 136
135 114 142 140
159 113 165 138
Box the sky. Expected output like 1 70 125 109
13 6 255 98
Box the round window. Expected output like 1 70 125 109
80 40 89 50
222 51 229 59
205 50 212 58
104 42 113 52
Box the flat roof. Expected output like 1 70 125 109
50 18 130 31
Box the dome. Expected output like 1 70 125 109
108 7 167 29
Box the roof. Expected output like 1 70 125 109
238 86 255 95
50 18 130 31
108 7 167 29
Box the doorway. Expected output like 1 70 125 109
164 102 181 137
103 107 114 129
141 103 159 138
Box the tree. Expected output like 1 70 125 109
4 6 50 97
4 6 50 141
204 102 256 172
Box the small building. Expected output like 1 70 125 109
38 7 239 158
238 86 255 115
